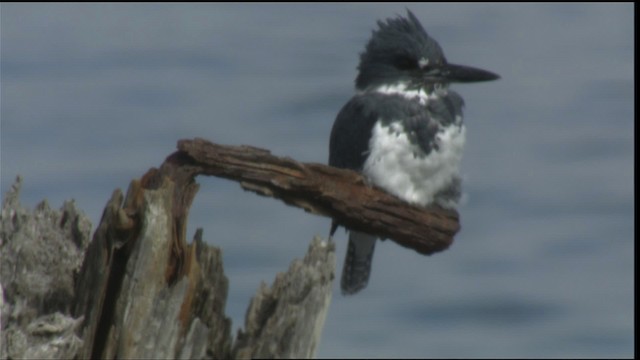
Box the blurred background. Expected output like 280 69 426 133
1 3 633 358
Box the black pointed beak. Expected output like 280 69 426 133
426 63 500 83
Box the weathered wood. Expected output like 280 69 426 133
233 237 335 359
72 175 233 359
2 168 335 359
0 176 91 359
2 136 459 359
171 138 460 255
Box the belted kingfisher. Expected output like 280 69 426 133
329 10 499 295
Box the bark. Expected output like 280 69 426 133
172 138 459 256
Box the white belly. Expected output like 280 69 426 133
362 121 465 208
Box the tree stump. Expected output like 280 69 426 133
1 138 459 359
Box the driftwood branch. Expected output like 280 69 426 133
169 137 460 255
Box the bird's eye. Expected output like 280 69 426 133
393 55 418 70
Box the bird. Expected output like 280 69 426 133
328 10 499 295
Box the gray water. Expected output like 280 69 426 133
1 3 633 358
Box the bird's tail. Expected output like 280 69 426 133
341 231 377 295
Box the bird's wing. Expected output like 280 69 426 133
329 95 380 171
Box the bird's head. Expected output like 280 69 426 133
355 10 500 92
